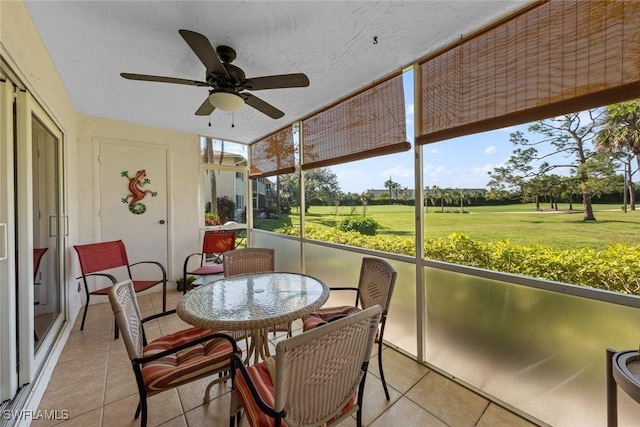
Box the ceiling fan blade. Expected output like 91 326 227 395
244 73 310 90
242 93 284 119
178 29 228 78
120 73 208 87
194 97 215 116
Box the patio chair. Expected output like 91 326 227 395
108 279 238 427
222 247 275 278
222 248 290 336
301 257 397 400
74 240 167 339
230 305 382 427
182 231 236 294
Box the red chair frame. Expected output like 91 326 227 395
74 240 167 339
182 231 236 294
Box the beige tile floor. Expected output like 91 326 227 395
34 289 539 427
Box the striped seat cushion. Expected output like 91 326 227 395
234 360 354 427
302 306 361 331
142 327 235 392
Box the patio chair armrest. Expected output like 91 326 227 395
328 286 358 292
76 272 118 284
231 353 283 420
129 260 167 279
142 309 177 323
134 332 238 365
183 252 203 271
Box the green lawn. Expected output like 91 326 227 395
255 203 640 251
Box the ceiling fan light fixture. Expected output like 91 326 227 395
209 89 244 112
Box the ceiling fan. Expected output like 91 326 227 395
120 29 310 119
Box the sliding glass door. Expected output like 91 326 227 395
0 73 66 405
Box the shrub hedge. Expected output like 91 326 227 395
337 216 380 235
274 226 640 295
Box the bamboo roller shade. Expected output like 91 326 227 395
417 0 640 145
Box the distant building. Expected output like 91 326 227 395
366 188 487 198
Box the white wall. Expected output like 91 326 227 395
0 0 81 316
77 115 203 284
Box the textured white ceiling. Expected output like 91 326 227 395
24 1 529 144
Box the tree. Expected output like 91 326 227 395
201 138 219 216
486 136 537 202
303 168 341 212
431 186 450 213
392 182 401 200
279 168 342 213
596 100 640 210
384 177 396 200
455 188 468 212
488 111 614 221
361 190 373 216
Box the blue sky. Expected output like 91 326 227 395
330 70 523 194
330 127 520 194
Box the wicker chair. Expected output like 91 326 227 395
301 257 397 400
223 247 275 277
108 279 238 427
230 305 382 427
182 231 236 294
223 248 290 336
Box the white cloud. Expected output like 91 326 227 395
405 103 414 116
484 146 496 154
381 165 414 179
471 163 495 175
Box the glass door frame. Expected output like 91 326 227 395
0 75 19 403
18 90 66 383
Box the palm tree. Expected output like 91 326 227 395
383 177 395 200
596 100 640 210
431 186 445 212
456 189 468 212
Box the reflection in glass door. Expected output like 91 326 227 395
31 117 61 352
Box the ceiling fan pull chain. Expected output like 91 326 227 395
208 114 211 127
231 112 235 128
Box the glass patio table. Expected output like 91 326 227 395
177 272 329 364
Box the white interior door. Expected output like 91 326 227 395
99 140 169 279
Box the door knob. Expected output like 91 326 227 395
159 220 166 224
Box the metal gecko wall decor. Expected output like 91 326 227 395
121 170 158 214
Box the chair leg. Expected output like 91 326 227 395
607 348 618 427
229 411 241 427
356 364 368 427
80 294 90 331
378 334 390 400
113 317 119 340
140 397 148 427
162 281 167 312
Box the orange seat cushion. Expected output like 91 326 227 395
234 362 354 427
301 306 361 331
142 327 235 392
